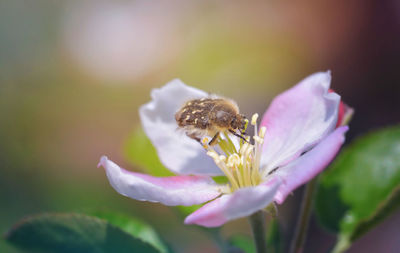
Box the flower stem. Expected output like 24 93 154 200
289 177 318 253
249 210 268 253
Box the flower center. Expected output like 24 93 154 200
203 114 266 193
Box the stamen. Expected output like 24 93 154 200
218 160 239 191
239 143 250 155
206 151 239 191
227 153 243 187
227 154 240 167
253 136 264 144
240 143 252 159
251 117 263 185
251 113 259 125
204 112 265 191
259 127 266 139
206 150 219 161
244 145 253 159
238 143 253 187
202 137 209 149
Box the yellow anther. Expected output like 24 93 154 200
227 154 240 167
204 110 268 191
253 136 264 144
219 155 227 162
259 127 266 139
251 113 259 125
202 138 210 149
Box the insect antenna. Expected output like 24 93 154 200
208 133 220 146
229 129 249 143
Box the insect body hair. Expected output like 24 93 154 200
175 96 247 145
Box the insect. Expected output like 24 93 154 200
175 97 248 145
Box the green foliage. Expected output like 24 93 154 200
212 175 229 184
5 213 168 253
315 126 400 252
174 204 202 218
87 211 168 253
228 235 256 253
124 128 173 177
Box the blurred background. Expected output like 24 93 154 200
1 0 399 252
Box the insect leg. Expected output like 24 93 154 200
229 129 249 143
208 132 220 146
186 132 201 144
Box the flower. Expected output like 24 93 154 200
98 71 351 227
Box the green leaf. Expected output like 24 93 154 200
212 175 229 184
5 213 164 253
174 204 202 218
315 126 400 252
124 128 173 177
228 235 256 253
87 211 168 253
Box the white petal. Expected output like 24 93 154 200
139 79 222 175
260 71 340 173
99 156 221 206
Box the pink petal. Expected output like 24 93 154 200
273 126 348 204
139 79 222 175
260 71 341 172
336 101 354 127
329 89 354 127
184 178 281 227
98 156 221 206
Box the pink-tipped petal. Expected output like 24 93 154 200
98 156 221 206
273 126 348 204
184 178 281 227
329 89 354 127
139 79 222 175
260 72 341 172
337 101 354 127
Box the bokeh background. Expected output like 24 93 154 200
1 0 399 252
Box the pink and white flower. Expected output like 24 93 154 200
98 71 351 227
